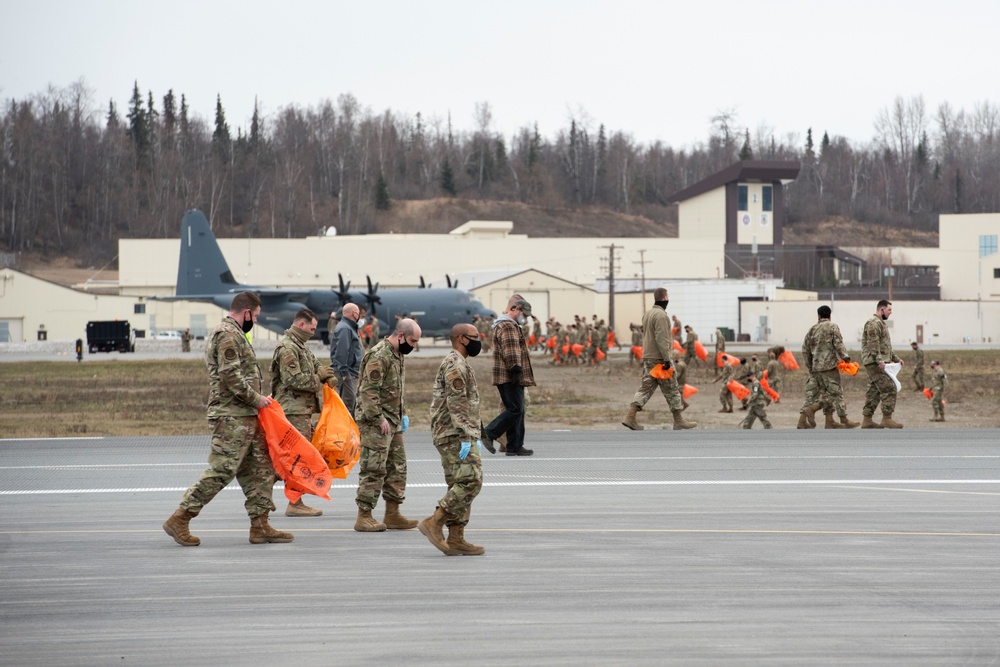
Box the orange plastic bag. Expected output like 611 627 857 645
546 337 557 349
650 363 674 380
726 379 750 401
607 331 616 348
672 339 685 354
672 326 679 336
528 335 537 347
837 360 860 376
258 401 332 503
719 353 741 367
923 388 933 400
313 384 361 480
682 384 698 399
778 350 799 370
595 348 606 362
571 343 584 358
694 340 708 362
562 344 570 355
631 345 643 360
760 371 780 402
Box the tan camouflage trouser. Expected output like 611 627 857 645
355 422 408 511
719 385 733 410
741 405 771 429
913 367 925 389
180 416 277 518
632 359 682 413
285 413 314 440
863 363 898 417
932 390 945 414
433 434 483 527
799 374 820 415
814 368 848 417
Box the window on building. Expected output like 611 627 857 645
737 185 748 211
980 234 997 257
762 185 773 212
134 303 146 314
994 268 1000 279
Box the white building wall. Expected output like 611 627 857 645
677 189 726 241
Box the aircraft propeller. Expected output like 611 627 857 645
332 273 353 307
445 275 459 289
363 276 382 316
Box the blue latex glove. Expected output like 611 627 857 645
401 415 409 432
460 441 472 460
476 439 483 453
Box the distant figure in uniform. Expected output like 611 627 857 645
911 341 925 391
629 324 642 365
327 310 340 346
368 312 381 350
929 360 948 422
800 305 859 429
672 315 682 338
714 328 726 377
683 325 698 366
181 328 192 353
713 355 742 413
765 350 783 401
861 299 903 429
671 351 689 411
740 369 772 429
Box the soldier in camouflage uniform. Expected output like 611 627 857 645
765 350 783 400
800 305 859 429
181 328 192 353
671 351 690 411
270 308 337 517
418 323 486 556
740 370 772 429
163 292 293 547
910 341 925 391
929 360 948 422
353 318 422 532
797 373 821 429
367 313 381 350
739 354 763 410
714 328 726 377
622 288 697 430
683 325 699 366
713 355 741 413
861 299 904 429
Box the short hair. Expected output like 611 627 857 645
653 287 668 301
294 308 317 324
395 317 420 338
450 322 476 343
230 291 261 312
876 299 892 310
817 305 832 319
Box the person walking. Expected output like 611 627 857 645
181 328 192 353
800 305 860 429
162 291 293 547
270 307 336 517
418 323 486 556
331 302 363 414
714 328 726 377
861 299 904 429
483 295 536 456
713 355 740 413
910 341 925 391
929 360 948 422
353 318 422 532
683 325 699 366
622 287 697 431
740 370 772 429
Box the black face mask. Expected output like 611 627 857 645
655 300 669 309
398 337 414 355
241 311 254 334
465 338 482 357
880 312 889 321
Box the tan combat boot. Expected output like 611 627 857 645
622 403 643 430
249 513 294 544
446 524 485 556
163 508 200 547
939 406 946 422
383 499 418 530
672 410 697 430
417 507 451 554
839 414 860 428
880 413 904 429
354 507 387 532
796 413 810 429
824 412 845 429
860 414 883 429
285 499 323 517
804 402 822 428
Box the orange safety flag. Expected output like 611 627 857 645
595 348 606 362
719 353 741 367
631 345 643 360
923 388 933 400
571 343 584 358
258 401 332 503
313 384 361 480
546 336 557 349
760 371 780 402
837 360 860 375
672 339 685 354
682 384 699 399
694 340 708 362
778 350 800 370
650 363 674 380
726 379 751 401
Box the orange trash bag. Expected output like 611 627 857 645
760 371 780 402
562 344 570 355
923 388 933 400
650 363 674 380
607 331 616 348
682 384 698 399
631 345 643 360
694 340 708 362
778 350 800 370
595 348 606 362
313 384 361 480
672 339 685 354
837 360 860 376
571 343 584 358
528 335 537 347
719 353 741 367
258 401 332 504
546 336 557 349
726 380 750 401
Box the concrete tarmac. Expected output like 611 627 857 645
1 430 998 665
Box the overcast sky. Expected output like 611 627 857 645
3 0 998 149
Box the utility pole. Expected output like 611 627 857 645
888 247 894 301
633 249 650 313
599 244 621 331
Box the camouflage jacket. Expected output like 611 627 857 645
684 331 698 351
205 316 264 418
270 330 321 415
715 329 726 352
802 318 849 373
596 324 609 350
913 347 925 369
641 306 672 362
747 378 767 409
765 359 783 382
930 367 948 393
747 358 764 377
719 363 737 385
491 316 536 387
861 315 900 366
430 350 481 442
674 359 688 386
355 338 406 429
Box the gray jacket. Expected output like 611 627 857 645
331 316 362 377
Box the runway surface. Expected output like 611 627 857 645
1 429 998 665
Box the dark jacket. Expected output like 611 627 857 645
331 317 362 377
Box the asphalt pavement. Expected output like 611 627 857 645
1 429 998 665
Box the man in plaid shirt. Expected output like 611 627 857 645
483 294 536 456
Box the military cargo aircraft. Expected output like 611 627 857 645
161 209 495 341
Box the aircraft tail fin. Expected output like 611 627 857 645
176 210 243 296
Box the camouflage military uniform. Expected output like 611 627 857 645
717 362 737 411
802 318 851 418
631 306 683 413
912 345 925 390
799 373 820 421
765 356 783 395
180 316 276 518
714 328 726 376
270 327 322 439
181 329 192 352
930 364 948 419
741 378 771 429
368 317 381 350
683 329 698 365
354 338 409 512
861 315 900 417
430 350 483 527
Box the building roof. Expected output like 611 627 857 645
666 160 801 203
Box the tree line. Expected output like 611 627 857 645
2 80 999 263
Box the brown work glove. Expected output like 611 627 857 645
317 366 336 382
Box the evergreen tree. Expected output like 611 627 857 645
804 128 815 163
528 123 542 170
495 135 508 175
739 129 753 160
162 89 176 135
440 157 457 196
212 94 231 161
179 94 190 145
374 170 391 209
145 90 158 151
106 99 119 130
126 81 147 152
820 131 830 155
249 97 262 153
954 168 963 213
